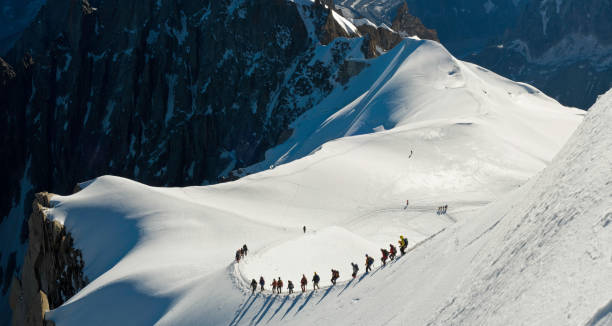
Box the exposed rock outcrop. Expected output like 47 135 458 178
0 58 16 86
391 2 438 42
357 24 402 58
9 192 87 326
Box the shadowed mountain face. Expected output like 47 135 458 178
336 0 529 56
469 0 612 109
0 0 46 55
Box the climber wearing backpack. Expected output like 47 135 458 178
272 278 277 293
389 244 397 260
242 244 248 256
330 269 339 285
288 280 294 294
235 250 241 263
399 236 408 255
277 278 283 294
251 279 257 294
259 276 265 291
381 248 389 266
351 262 359 278
312 272 320 290
301 274 307 292
365 254 374 272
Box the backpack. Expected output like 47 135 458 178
368 257 374 265
313 274 320 282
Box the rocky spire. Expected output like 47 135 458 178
391 1 439 42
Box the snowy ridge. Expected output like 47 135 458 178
41 38 594 326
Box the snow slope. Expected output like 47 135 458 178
42 38 594 326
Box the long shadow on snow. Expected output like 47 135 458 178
228 293 257 326
45 279 172 325
316 285 334 304
338 278 354 296
295 291 315 316
267 294 290 323
281 293 302 320
250 295 273 324
254 295 277 326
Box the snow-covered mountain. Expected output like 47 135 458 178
0 0 436 323
9 35 597 325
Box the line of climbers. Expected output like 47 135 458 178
235 244 249 263
437 205 448 215
248 235 409 294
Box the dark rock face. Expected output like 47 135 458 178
469 0 612 109
10 192 87 326
0 0 309 224
390 2 438 42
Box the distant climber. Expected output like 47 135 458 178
303 225 306 233
351 262 359 278
389 244 397 260
242 244 248 256
251 279 257 294
331 269 339 285
312 272 320 290
365 254 374 272
235 250 241 263
301 274 307 292
288 280 294 294
444 204 448 214
272 278 277 293
259 276 265 291
404 200 409 210
381 248 389 266
277 278 283 294
409 150 413 158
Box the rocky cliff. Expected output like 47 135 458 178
9 192 87 326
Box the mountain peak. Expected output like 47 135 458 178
391 1 438 41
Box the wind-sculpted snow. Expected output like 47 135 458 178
42 38 592 326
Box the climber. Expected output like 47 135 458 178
242 244 248 256
301 274 307 292
399 235 408 255
365 254 374 272
272 278 277 293
381 248 389 266
235 250 241 263
277 278 283 294
389 244 397 260
288 280 294 294
331 269 339 285
351 262 359 278
312 272 320 290
259 276 265 291
303 225 306 233
251 279 257 294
